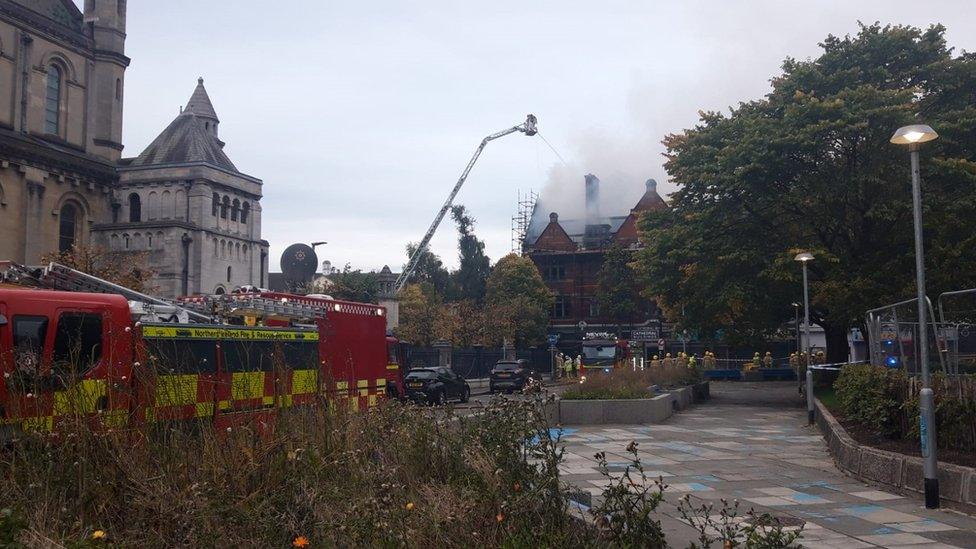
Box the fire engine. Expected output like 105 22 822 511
581 332 630 372
0 262 403 435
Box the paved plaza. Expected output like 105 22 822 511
557 383 976 548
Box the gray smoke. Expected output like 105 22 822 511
535 128 665 223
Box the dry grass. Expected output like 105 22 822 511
562 364 700 400
0 396 586 548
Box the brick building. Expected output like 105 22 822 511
523 175 667 350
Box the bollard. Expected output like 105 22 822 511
806 368 815 425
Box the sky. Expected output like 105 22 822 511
84 1 976 273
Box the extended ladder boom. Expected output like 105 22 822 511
394 114 537 294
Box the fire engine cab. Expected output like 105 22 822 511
0 262 399 435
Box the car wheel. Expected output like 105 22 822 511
434 390 445 406
460 386 470 403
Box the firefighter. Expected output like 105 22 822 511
745 352 761 372
677 352 688 369
815 350 826 365
703 351 715 370
662 353 674 369
562 354 573 379
687 354 697 370
763 351 773 369
789 352 798 371
555 353 565 379
573 355 582 378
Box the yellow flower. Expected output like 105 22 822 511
92 530 107 541
405 502 415 511
292 535 310 548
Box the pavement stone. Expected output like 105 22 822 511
558 382 976 547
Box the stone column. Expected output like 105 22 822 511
433 340 452 368
23 181 45 263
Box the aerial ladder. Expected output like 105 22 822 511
0 262 330 324
393 114 538 295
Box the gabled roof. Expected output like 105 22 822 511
531 213 578 252
184 78 219 121
129 111 237 171
632 179 667 212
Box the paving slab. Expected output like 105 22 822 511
558 382 976 547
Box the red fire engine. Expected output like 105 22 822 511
0 262 399 435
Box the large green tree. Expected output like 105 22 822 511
634 23 976 361
404 242 453 295
484 254 554 347
596 244 641 333
450 205 491 302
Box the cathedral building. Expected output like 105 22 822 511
0 0 268 297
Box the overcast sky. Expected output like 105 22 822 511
89 1 976 273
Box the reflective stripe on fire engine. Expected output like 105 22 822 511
293 370 318 394
154 374 198 407
231 372 265 401
53 379 106 416
357 379 368 397
141 325 319 341
386 364 399 370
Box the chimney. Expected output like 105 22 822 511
549 212 559 223
584 174 600 225
646 178 657 193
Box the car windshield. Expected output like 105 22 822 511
406 370 437 380
494 363 520 371
583 345 616 359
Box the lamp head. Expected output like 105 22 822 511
890 124 938 145
794 252 814 262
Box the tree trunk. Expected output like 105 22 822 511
823 323 850 364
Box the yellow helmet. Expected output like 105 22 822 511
666 353 672 358
653 355 659 360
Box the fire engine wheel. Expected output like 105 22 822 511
460 387 470 403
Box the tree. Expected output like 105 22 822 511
395 283 450 346
42 245 157 294
596 244 641 333
404 242 453 296
328 265 380 303
633 23 976 361
484 254 554 347
450 205 491 302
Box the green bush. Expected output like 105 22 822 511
563 364 699 401
834 363 906 438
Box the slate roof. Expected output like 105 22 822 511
184 77 219 121
129 80 237 171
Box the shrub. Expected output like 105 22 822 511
834 363 905 438
563 364 699 400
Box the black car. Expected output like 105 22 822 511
404 367 470 405
489 360 543 393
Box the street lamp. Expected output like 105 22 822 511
891 123 939 509
792 302 801 354
795 252 814 425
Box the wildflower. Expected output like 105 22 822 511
92 530 107 541
292 535 310 548
496 512 505 523
405 502 415 511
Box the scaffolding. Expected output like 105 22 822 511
510 189 538 255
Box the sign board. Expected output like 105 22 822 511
658 339 666 349
631 327 660 342
547 334 560 346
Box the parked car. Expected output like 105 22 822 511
404 367 470 405
489 360 543 394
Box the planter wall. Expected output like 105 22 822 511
557 381 709 425
815 399 976 512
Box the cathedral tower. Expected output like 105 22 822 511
84 0 130 160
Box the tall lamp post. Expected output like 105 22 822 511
891 123 940 509
792 302 801 354
795 252 814 425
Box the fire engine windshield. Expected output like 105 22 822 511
583 345 616 359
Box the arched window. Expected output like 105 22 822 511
147 234 152 248
226 265 232 283
123 233 130 249
215 286 226 295
45 65 62 135
221 196 229 219
212 192 219 216
213 238 219 257
231 199 240 222
58 203 77 252
128 193 141 222
241 202 250 224
115 78 122 101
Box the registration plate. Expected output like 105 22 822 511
496 373 510 378
409 382 423 388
